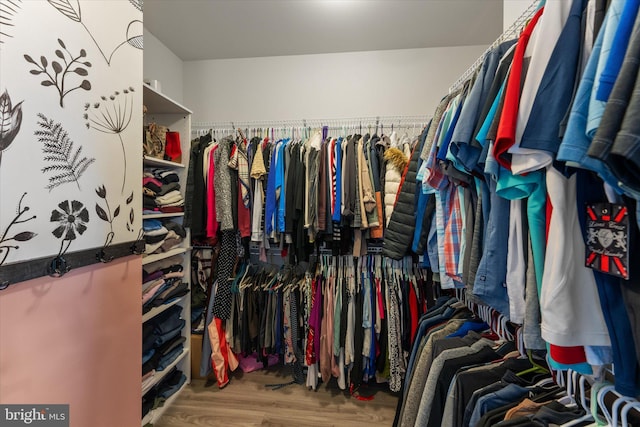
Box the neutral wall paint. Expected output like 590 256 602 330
0 257 141 427
183 45 487 124
504 0 533 30
144 27 184 103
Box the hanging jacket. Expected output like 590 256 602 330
382 140 420 260
383 143 408 227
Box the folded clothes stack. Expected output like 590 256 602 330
142 253 189 314
142 368 187 418
143 305 186 378
143 219 187 255
143 169 184 214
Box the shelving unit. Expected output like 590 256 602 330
142 348 189 395
141 247 188 266
142 294 188 323
143 212 185 220
143 381 189 426
142 83 192 426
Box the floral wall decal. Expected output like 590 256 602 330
126 191 135 233
0 0 141 275
0 0 22 44
95 185 118 249
50 199 89 256
24 39 92 108
0 193 36 266
84 87 134 194
47 0 142 65
35 113 95 191
0 90 23 170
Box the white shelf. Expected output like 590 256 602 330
142 247 187 266
143 212 185 220
143 84 192 115
142 82 191 425
142 348 189 396
142 294 187 323
143 380 189 426
143 155 185 169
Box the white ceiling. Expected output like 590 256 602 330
143 0 504 61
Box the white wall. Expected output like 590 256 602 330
504 0 533 30
182 45 487 124
144 27 184 103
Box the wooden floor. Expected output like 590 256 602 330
154 365 399 427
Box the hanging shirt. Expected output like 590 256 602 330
510 0 585 175
492 7 544 170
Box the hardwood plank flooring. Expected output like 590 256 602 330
154 366 399 427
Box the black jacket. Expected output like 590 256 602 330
382 140 420 260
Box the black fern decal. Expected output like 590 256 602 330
0 193 36 266
35 113 95 191
48 0 142 65
24 39 91 108
0 0 22 44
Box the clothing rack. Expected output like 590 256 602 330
448 0 540 93
192 115 429 137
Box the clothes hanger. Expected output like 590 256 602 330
596 385 618 427
620 400 640 427
516 349 549 377
561 374 595 427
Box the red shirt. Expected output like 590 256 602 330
493 7 545 170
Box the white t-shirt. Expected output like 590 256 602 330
540 167 611 347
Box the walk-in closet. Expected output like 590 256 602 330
1 1 639 426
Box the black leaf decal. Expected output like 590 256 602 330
13 231 36 242
25 39 92 107
126 20 143 50
35 113 95 191
47 0 81 22
129 208 134 224
0 90 23 171
126 192 133 204
95 204 108 222
113 206 120 218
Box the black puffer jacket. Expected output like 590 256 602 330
382 139 420 260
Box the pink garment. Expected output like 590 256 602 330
238 353 278 373
142 280 165 304
206 145 219 239
320 277 335 382
143 176 164 187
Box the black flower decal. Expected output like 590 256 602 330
50 200 89 240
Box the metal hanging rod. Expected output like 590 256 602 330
192 114 429 132
448 0 540 93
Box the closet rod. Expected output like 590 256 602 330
192 114 429 131
448 0 540 93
